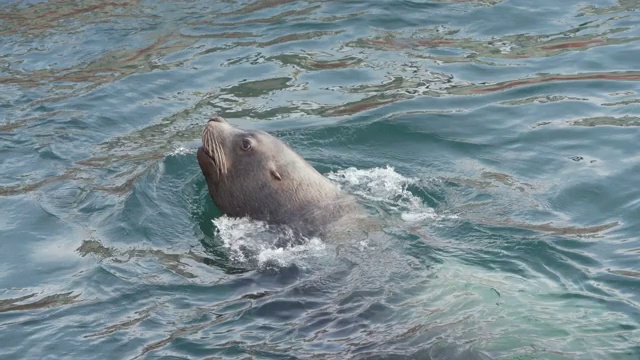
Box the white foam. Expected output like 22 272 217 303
212 216 326 270
256 237 326 267
326 165 439 223
168 146 194 156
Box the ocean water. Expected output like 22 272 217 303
1 0 639 359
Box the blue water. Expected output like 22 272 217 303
1 0 640 359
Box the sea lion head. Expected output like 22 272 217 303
197 116 343 228
197 116 297 187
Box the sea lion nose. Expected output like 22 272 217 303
208 116 226 124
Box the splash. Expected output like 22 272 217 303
212 216 326 270
326 165 442 223
168 146 194 156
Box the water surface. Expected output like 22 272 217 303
1 0 640 359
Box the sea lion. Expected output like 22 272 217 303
196 116 365 239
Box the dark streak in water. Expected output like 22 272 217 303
500 95 589 106
84 307 155 338
499 221 620 236
133 316 226 360
0 292 81 313
458 72 640 95
76 239 239 278
259 30 344 47
539 39 604 51
91 167 157 196
0 0 146 36
223 77 294 97
0 152 161 197
220 0 300 16
204 5 321 26
0 172 77 197
321 94 412 116
602 99 640 106
571 116 640 127
348 20 638 64
578 0 640 17
268 53 364 71
608 269 640 279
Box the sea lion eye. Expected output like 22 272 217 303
240 138 252 151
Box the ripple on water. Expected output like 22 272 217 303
1 0 640 359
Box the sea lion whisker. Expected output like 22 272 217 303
202 127 211 156
213 130 226 175
201 126 226 177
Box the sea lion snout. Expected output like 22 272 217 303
208 116 226 124
205 116 229 135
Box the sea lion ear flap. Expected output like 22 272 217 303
268 161 282 181
270 168 282 181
